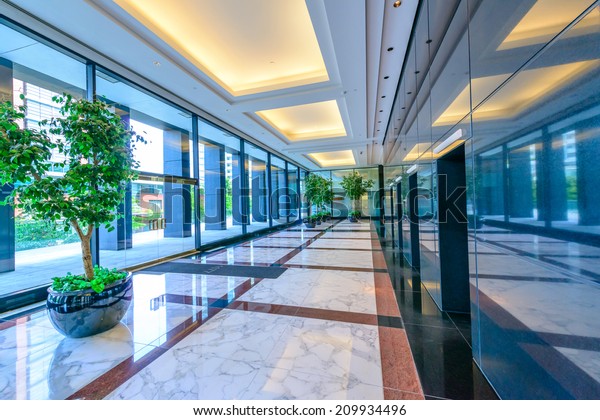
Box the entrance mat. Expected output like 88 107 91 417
140 262 287 278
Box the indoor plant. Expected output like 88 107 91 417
304 173 332 221
0 93 144 338
340 170 374 222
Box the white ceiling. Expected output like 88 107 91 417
0 0 418 170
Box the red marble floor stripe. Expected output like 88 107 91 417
383 388 425 400
227 300 300 317
228 299 379 326
372 239 382 250
379 326 424 397
372 251 389 270
370 225 423 399
374 272 401 317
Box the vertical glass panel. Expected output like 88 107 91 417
0 23 87 299
470 3 600 398
468 0 597 111
96 70 193 177
270 156 287 225
299 169 308 221
197 120 242 244
430 0 471 142
287 164 299 222
245 143 269 233
96 69 195 268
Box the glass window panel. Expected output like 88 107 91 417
245 142 269 233
0 23 86 300
198 121 242 244
96 70 195 268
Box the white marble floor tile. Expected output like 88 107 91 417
205 246 294 264
168 310 293 365
269 231 321 239
287 249 373 269
0 321 64 369
303 270 376 314
168 275 249 298
0 323 154 400
308 239 373 250
250 237 308 248
239 269 319 306
265 317 382 387
321 232 372 239
241 366 383 400
106 355 261 400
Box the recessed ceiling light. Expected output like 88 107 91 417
387 47 394 52
393 1 402 7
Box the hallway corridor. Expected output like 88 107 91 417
0 220 424 400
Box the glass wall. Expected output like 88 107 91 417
245 143 269 233
0 22 87 297
287 163 299 223
385 0 600 399
0 19 306 307
270 156 287 225
96 69 196 267
197 120 242 244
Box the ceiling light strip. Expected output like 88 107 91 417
433 128 465 154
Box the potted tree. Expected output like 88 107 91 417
340 170 374 222
0 93 144 338
304 173 333 226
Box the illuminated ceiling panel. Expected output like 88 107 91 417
433 60 599 126
308 150 355 167
256 100 346 142
498 0 599 50
114 0 329 96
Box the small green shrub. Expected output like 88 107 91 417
51 266 127 293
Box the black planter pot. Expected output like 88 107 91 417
348 216 358 223
304 222 316 228
46 272 133 338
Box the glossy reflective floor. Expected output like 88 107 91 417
381 222 499 400
0 220 424 400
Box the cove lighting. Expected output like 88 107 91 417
406 164 418 174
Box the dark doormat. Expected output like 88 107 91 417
140 262 287 278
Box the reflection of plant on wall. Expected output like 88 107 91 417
340 170 374 215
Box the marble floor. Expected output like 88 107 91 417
0 220 424 400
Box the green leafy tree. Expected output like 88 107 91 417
0 94 144 283
340 170 374 215
304 173 332 215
